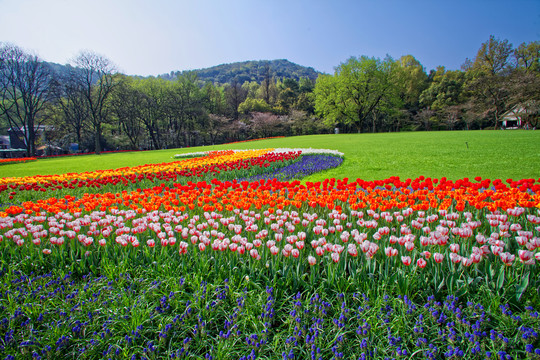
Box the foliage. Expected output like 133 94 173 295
158 59 320 84
314 56 400 133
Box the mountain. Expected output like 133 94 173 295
158 59 321 84
43 59 322 85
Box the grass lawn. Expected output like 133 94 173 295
1 130 539 181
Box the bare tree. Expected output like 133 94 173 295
71 51 117 154
443 105 462 130
250 112 282 138
225 79 247 120
414 108 434 131
58 71 90 148
0 43 58 156
110 76 144 150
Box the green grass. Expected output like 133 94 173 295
1 130 539 181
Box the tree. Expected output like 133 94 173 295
71 51 117 154
238 97 272 114
249 112 284 138
314 56 399 132
464 36 516 128
168 72 206 147
134 77 170 150
0 43 58 156
514 41 540 73
470 35 514 75
110 76 144 149
58 70 90 148
420 67 466 110
225 79 247 120
395 55 428 110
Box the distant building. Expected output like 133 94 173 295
7 125 55 150
0 136 9 150
502 102 539 129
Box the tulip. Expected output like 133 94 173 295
308 255 317 266
449 253 461 264
331 252 340 263
405 241 415 252
401 256 411 266
347 243 358 257
417 258 427 268
500 252 515 266
147 239 155 247
433 253 444 263
518 249 533 263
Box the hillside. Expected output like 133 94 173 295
44 59 322 85
158 59 321 84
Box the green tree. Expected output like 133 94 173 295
394 55 428 111
514 41 540 73
238 97 272 114
420 67 466 110
464 36 515 128
314 56 399 132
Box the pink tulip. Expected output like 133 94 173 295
417 258 427 268
331 252 340 263
405 241 415 251
347 244 358 257
401 256 411 266
499 252 515 266
433 253 444 263
238 245 246 255
450 253 461 264
384 246 395 257
518 249 533 263
308 255 317 266
449 243 460 253
42 248 51 255
147 239 155 247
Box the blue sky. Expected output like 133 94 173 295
1 0 538 76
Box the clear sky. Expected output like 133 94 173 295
1 0 539 76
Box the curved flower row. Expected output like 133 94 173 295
0 149 303 197
0 149 273 187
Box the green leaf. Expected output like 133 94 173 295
516 271 530 301
496 266 505 291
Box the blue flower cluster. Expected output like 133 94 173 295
239 155 343 182
1 269 539 359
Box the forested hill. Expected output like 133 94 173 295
158 59 322 83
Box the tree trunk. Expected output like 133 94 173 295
95 122 102 154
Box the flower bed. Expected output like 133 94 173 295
0 157 37 165
0 148 539 359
